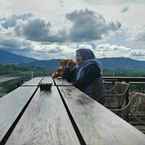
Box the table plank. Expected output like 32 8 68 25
54 78 73 86
22 77 43 86
0 86 39 143
58 85 145 145
6 87 80 145
41 76 54 85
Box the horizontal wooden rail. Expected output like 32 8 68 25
103 76 145 82
53 76 145 83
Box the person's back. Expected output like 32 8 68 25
74 59 104 104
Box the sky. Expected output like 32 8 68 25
0 0 145 60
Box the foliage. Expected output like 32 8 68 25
0 64 50 77
103 68 145 77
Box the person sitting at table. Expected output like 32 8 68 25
53 49 104 104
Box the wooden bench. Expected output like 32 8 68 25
104 82 130 109
104 76 145 83
0 77 145 145
113 92 145 133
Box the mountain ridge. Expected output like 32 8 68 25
99 57 145 71
0 49 35 64
0 50 145 71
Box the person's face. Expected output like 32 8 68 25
76 55 83 65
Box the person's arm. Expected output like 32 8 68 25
74 63 101 89
63 67 76 82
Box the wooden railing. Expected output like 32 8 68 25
104 76 145 83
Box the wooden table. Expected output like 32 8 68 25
0 77 145 145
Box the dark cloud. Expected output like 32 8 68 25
0 10 124 59
0 35 68 59
16 18 51 41
121 6 129 13
0 10 121 43
135 30 145 42
66 9 121 42
46 30 67 43
0 37 32 56
131 51 145 57
1 17 17 29
0 13 33 29
0 13 65 43
16 17 66 42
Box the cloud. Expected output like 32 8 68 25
116 27 145 50
0 11 145 60
0 10 121 43
13 9 122 43
0 13 66 43
0 34 73 59
121 6 129 13
94 43 131 58
15 16 66 42
130 49 145 60
134 28 145 42
0 13 33 29
16 18 51 41
91 26 145 60
83 0 145 5
0 35 34 57
28 43 76 59
66 9 121 42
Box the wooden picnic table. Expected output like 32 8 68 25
0 77 145 145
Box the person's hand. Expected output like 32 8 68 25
52 67 64 79
52 59 76 79
65 59 76 69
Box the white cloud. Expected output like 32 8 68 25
1 0 145 28
16 18 51 41
83 0 145 5
94 43 131 58
0 1 145 60
121 6 129 13
66 9 121 42
0 10 121 43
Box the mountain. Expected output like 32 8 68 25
0 50 59 72
25 57 145 71
99 57 145 71
0 50 35 64
1 50 145 72
22 59 60 72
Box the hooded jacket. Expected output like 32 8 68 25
63 49 104 104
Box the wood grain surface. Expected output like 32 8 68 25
54 78 73 86
56 80 145 145
6 87 80 145
22 77 43 86
0 86 38 143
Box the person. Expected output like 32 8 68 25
52 59 76 79
62 48 104 104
